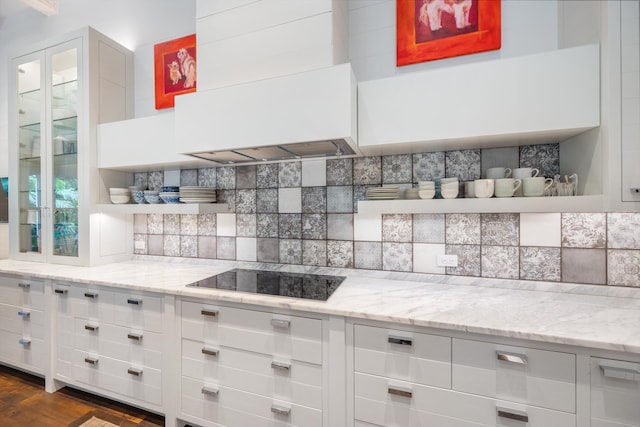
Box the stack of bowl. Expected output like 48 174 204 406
418 181 435 199
129 185 146 204
109 188 130 204
440 177 459 199
144 190 161 204
159 186 180 204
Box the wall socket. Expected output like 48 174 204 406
437 254 458 267
134 240 146 251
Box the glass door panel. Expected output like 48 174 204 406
17 59 42 254
51 48 78 257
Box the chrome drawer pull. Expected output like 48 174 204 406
54 288 68 295
201 386 219 396
497 407 529 423
388 335 413 346
84 324 98 332
18 311 30 319
271 361 291 372
201 347 219 357
18 338 31 346
271 405 291 416
388 386 413 398
127 298 142 305
84 357 99 365
18 282 30 289
127 368 143 377
600 364 640 382
496 351 528 365
271 319 290 330
201 309 219 317
127 333 143 341
84 292 98 299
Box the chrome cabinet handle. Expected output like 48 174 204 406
127 298 142 305
18 338 31 346
388 335 413 346
84 324 98 332
18 311 30 319
84 357 99 365
201 309 219 317
271 405 291 416
271 361 291 372
271 319 290 329
600 364 640 382
201 347 219 357
84 292 98 299
497 407 529 423
18 282 30 289
201 386 219 396
496 351 528 365
388 386 413 398
127 368 143 377
127 333 143 341
54 288 68 295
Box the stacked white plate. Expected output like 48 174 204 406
179 186 217 203
366 186 399 200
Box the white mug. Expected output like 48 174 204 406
495 178 522 198
523 177 553 197
513 167 540 179
486 167 512 180
474 179 495 198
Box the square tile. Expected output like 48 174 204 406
413 243 446 274
354 213 382 242
278 187 302 213
382 214 412 242
134 214 147 234
279 162 302 188
413 213 445 244
302 159 327 187
445 149 481 181
302 214 327 240
302 187 327 213
353 157 382 185
164 214 180 235
236 165 257 189
302 240 327 266
481 213 519 246
257 214 279 238
327 213 354 240
383 242 413 272
148 171 164 191
327 186 353 213
382 154 412 184
608 249 640 286
354 241 382 270
562 213 606 248
257 164 279 188
608 213 640 249
236 189 257 214
256 188 278 213
217 213 236 237
180 169 198 186
327 240 353 268
216 166 236 189
133 234 147 255
327 158 353 186
198 214 216 236
180 235 198 258
257 238 279 263
520 213 561 247
217 236 236 260
481 147 519 178
147 214 163 235
236 214 257 237
352 185 368 213
163 170 180 187
446 213 481 245
520 143 560 178
236 237 257 262
279 214 302 239
561 248 606 285
197 236 217 259
279 239 302 264
481 246 519 279
148 234 163 256
163 235 180 257
197 168 217 188
413 152 445 183
520 247 561 282
180 214 198 236
217 190 236 211
445 244 481 277
134 172 148 189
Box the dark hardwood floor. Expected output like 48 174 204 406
0 364 164 426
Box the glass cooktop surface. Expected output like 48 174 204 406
186 269 346 301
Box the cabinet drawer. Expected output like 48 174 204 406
56 284 115 322
112 291 163 333
0 329 46 371
181 376 322 427
74 319 162 369
452 338 575 413
591 357 640 427
355 372 575 427
0 303 45 338
182 338 322 409
74 350 162 406
0 276 45 310
354 324 451 388
181 300 322 364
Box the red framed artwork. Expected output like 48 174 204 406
154 34 197 109
397 0 501 66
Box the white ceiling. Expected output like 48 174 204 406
0 0 32 17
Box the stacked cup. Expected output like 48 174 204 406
418 181 435 199
440 177 459 199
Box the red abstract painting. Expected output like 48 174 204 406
154 34 197 110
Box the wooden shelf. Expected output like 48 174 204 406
357 195 605 214
96 203 232 215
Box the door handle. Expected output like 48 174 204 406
496 350 528 365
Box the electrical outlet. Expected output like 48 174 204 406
437 254 458 267
134 240 146 251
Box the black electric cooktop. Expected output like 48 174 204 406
186 269 346 301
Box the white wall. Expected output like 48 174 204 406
0 0 196 177
0 224 7 259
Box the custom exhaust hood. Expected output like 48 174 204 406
174 63 359 165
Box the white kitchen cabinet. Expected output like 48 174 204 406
8 27 134 266
591 357 640 426
0 274 46 374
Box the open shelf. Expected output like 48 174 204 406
97 203 232 215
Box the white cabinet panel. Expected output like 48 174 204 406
0 329 46 371
591 357 640 427
0 276 45 309
111 291 163 333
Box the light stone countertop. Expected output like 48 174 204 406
1 256 639 355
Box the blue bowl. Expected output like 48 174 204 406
161 186 179 193
159 193 180 204
133 190 147 204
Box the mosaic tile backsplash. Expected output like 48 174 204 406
133 144 640 287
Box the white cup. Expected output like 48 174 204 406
513 167 540 179
441 187 459 199
486 167 512 180
464 181 475 198
474 179 495 198
440 177 459 184
523 177 553 197
495 178 522 198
